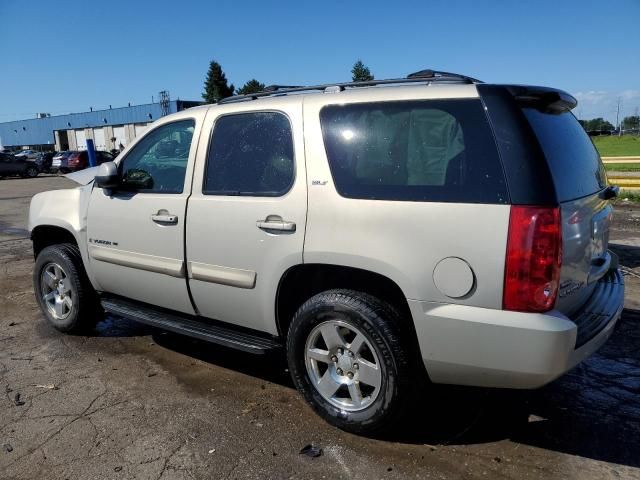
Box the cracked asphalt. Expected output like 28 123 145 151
1 176 639 479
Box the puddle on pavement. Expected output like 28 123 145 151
0 226 29 238
94 313 292 395
95 314 154 337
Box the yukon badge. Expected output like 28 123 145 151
559 280 584 298
89 238 118 246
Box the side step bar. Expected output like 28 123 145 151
101 296 282 354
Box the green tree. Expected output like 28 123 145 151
202 60 235 103
595 119 614 131
351 60 374 82
580 118 614 132
237 79 266 95
622 115 640 130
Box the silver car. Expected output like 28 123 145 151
29 70 624 433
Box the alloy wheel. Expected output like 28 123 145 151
304 320 382 412
40 262 73 320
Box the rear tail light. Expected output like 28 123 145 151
503 206 562 312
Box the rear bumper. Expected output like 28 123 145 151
409 268 625 389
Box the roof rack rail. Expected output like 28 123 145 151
407 69 483 84
217 69 482 104
264 84 303 92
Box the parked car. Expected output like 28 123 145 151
14 149 40 160
51 151 72 172
36 151 56 173
29 70 624 434
0 152 39 178
60 150 115 173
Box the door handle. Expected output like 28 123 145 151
256 215 296 232
151 210 178 225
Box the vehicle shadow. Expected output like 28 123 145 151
384 307 640 469
94 313 292 386
0 174 59 181
610 243 640 269
94 308 640 469
150 328 292 387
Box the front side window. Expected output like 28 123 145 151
119 119 195 194
320 99 508 203
204 112 294 196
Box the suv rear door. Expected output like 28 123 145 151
185 101 306 334
479 84 613 317
522 107 611 316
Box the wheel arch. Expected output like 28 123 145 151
275 263 423 363
31 224 79 258
30 222 100 291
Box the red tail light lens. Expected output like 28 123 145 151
503 206 562 312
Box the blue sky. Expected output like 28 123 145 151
1 0 638 123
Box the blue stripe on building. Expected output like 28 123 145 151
0 100 201 148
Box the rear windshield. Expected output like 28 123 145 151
523 109 607 202
320 99 508 204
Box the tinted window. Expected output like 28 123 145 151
204 112 294 196
320 99 507 203
97 151 114 163
523 109 607 202
119 120 194 194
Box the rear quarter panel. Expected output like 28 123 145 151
302 88 510 308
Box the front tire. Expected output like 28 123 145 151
25 165 39 177
33 243 102 333
287 289 413 434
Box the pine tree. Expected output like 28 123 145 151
202 60 235 103
351 60 374 82
237 79 266 95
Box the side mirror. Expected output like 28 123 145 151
94 162 120 189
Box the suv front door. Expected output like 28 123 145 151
186 105 306 334
86 114 203 314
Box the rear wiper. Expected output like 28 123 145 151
600 185 619 200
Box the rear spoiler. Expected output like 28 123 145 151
503 85 577 114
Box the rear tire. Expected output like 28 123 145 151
287 289 414 434
33 243 102 333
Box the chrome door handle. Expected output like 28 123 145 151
256 216 296 232
151 210 178 225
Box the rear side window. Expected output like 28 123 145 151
204 112 294 196
523 109 607 202
320 99 508 203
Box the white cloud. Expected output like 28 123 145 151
620 89 640 102
573 90 640 122
574 90 609 105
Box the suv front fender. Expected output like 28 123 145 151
29 184 99 289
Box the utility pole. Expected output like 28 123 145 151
159 90 170 117
616 97 622 136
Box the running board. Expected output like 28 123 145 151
101 296 282 354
